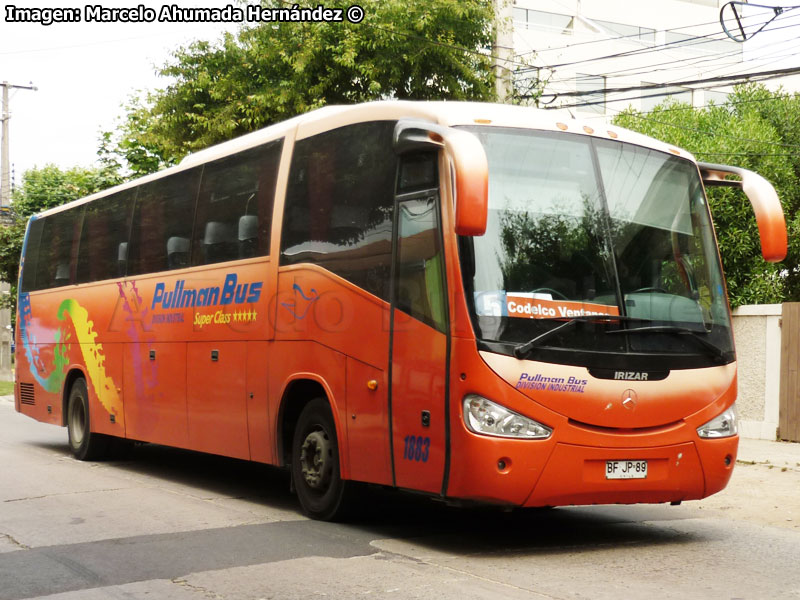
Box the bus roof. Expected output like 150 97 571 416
33 100 695 219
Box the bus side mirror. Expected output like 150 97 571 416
394 120 488 236
699 162 787 263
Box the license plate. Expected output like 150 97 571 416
606 460 648 479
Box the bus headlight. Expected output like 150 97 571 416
697 404 738 438
463 395 552 439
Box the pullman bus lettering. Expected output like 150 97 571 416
151 274 262 310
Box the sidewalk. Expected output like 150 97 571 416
737 437 800 471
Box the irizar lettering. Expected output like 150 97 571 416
614 371 649 381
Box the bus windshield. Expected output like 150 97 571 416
462 126 733 370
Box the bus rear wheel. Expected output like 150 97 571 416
67 378 109 461
291 398 351 521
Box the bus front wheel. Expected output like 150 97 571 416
291 398 351 521
67 378 109 461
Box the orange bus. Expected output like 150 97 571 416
14 101 787 519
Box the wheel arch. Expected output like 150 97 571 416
276 374 348 477
61 367 88 427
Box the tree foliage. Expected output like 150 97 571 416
10 164 122 219
613 84 800 307
106 0 497 175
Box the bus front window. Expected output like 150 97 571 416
462 126 733 370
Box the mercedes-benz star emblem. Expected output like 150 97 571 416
622 389 638 410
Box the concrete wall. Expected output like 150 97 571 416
731 304 782 440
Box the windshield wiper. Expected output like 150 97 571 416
605 325 728 362
513 315 635 359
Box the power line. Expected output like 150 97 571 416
720 1 800 42
515 6 776 58
539 39 800 94
532 27 742 72
534 65 800 102
539 43 746 86
540 23 800 84
530 13 800 74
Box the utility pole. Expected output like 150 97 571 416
1 81 35 378
493 0 514 103
1 81 37 209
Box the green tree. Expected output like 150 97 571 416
0 164 122 319
10 164 121 219
107 0 497 174
613 84 800 307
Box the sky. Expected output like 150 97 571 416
1 0 240 182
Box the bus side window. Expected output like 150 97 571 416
192 139 282 266
280 121 397 302
76 189 135 283
20 217 44 293
35 206 84 290
127 168 201 276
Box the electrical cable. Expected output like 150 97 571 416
515 6 776 57
720 1 800 41
530 12 800 73
534 65 800 102
539 38 800 93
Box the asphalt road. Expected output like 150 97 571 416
2 395 800 600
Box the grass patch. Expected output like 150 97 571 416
0 381 14 396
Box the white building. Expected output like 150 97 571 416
509 0 800 118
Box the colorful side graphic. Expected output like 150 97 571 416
19 292 68 393
57 299 124 427
19 292 124 427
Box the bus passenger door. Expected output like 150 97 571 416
390 155 449 494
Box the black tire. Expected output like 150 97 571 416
291 398 351 521
66 378 109 461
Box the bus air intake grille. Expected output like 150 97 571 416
567 418 684 435
19 383 35 406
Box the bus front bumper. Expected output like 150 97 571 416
446 434 738 508
522 437 736 507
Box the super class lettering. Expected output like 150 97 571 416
152 273 262 310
